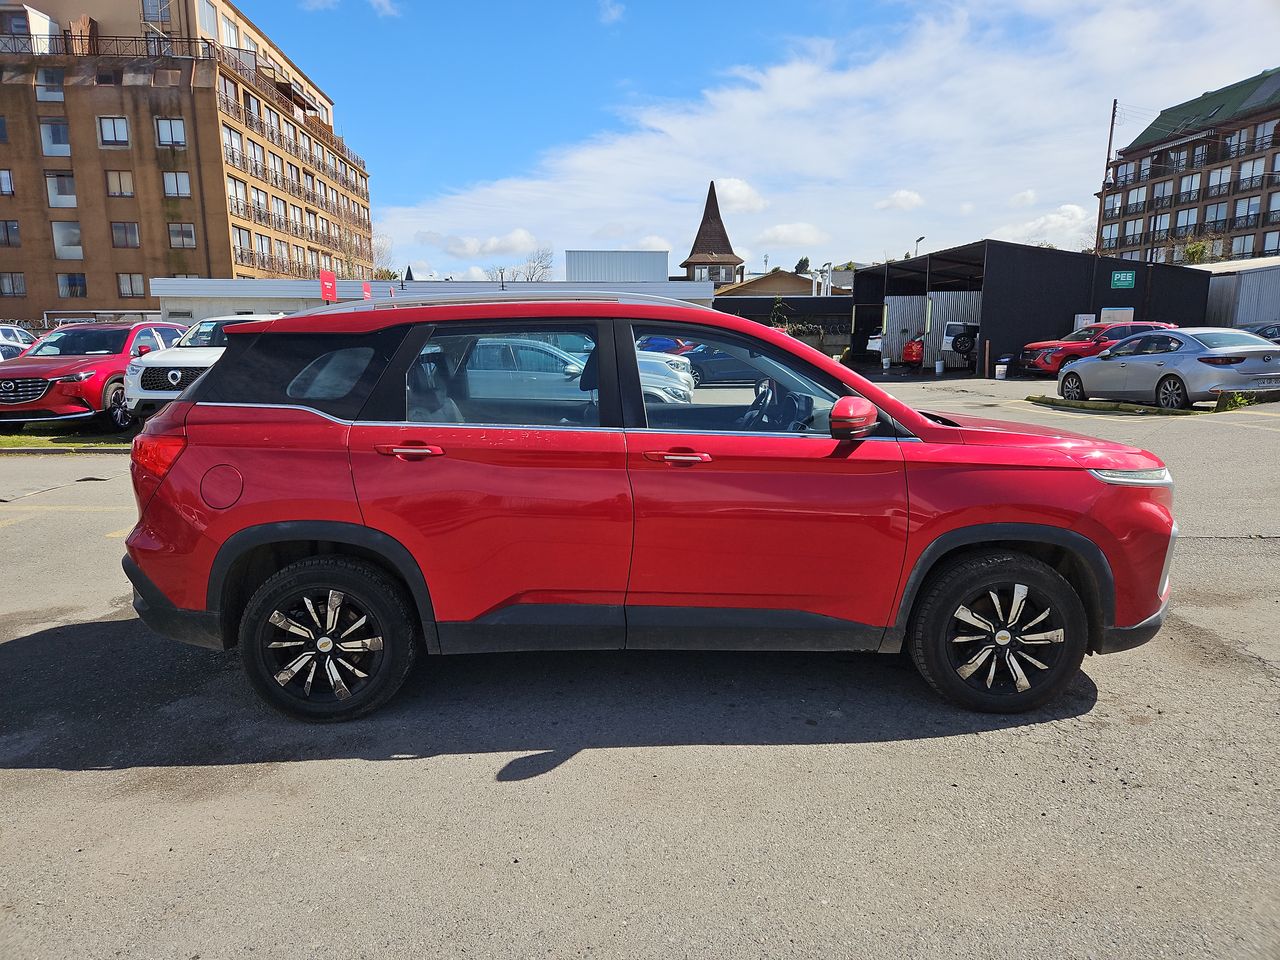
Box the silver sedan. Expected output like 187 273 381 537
1058 327 1280 409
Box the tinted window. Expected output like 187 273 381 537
1108 337 1144 357
132 329 161 354
196 328 406 420
1061 326 1104 343
1138 335 1182 354
178 320 232 348
408 324 601 427
1190 331 1275 349
31 328 129 356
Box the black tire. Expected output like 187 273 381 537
691 365 704 387
951 335 975 356
101 379 135 432
1062 354 1081 368
1061 372 1088 402
239 557 419 722
908 551 1087 713
1156 375 1189 410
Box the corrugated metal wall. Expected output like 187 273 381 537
565 250 669 282
882 292 982 366
1206 275 1239 326
1234 266 1280 327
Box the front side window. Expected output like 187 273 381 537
98 116 129 147
409 324 603 427
1108 337 1144 358
131 329 161 353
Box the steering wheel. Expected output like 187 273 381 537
738 379 775 430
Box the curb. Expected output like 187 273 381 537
1024 395 1202 416
0 446 131 455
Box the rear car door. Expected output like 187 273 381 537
349 319 633 653
618 320 908 650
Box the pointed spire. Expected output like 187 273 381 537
680 181 744 268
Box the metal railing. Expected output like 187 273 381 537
1171 224 1198 239
223 145 371 228
1206 182 1231 198
1149 228 1170 243
1176 189 1201 204
1203 218 1229 233
1153 194 1173 209
1232 213 1260 230
1102 206 1122 220
1235 175 1264 192
1100 237 1119 250
1123 200 1147 215
1267 209 1280 226
227 195 370 258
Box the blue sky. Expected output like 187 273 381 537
248 0 1280 279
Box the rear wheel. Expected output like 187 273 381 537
1156 375 1188 410
1061 372 1088 401
908 551 1087 713
239 557 418 721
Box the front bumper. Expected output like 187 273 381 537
1096 593 1169 654
123 553 226 651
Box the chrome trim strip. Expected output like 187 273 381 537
198 402 353 425
0 410 96 423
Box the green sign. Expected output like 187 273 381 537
1111 270 1136 289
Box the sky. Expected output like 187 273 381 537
246 0 1280 279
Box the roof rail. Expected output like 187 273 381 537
287 289 715 318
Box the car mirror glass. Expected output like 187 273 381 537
564 364 582 380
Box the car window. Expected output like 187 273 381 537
1190 330 1275 349
1061 327 1103 343
132 329 161 355
1139 335 1181 354
157 327 183 347
410 324 601 428
1104 326 1132 340
1108 337 1144 357
632 324 872 437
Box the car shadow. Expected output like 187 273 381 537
0 617 1098 779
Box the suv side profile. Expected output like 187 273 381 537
1020 321 1175 376
125 294 1176 721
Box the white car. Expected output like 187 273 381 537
0 324 37 362
124 314 277 417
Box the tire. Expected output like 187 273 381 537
239 557 419 722
1062 355 1081 368
908 551 1088 713
101 379 135 432
951 335 975 356
1061 372 1088 402
690 365 704 387
1156 375 1189 410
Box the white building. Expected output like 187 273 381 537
565 251 669 283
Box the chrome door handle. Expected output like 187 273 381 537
1118 362 1126 367
374 443 444 459
1156 361 1165 366
644 451 712 463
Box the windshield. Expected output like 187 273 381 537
30 328 129 357
1191 331 1274 349
178 320 231 348
1060 327 1104 343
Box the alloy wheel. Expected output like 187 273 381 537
1157 377 1185 409
1062 374 1084 401
263 589 384 703
946 583 1065 695
107 384 134 430
691 366 703 386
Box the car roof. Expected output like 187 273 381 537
48 321 182 332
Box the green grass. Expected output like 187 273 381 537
0 422 134 450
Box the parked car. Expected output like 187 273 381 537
635 334 698 354
942 322 979 357
902 335 925 369
1021 321 1176 376
540 330 694 390
1059 327 1280 409
0 321 185 430
124 294 1176 721
0 342 26 362
0 324 37 359
1241 321 1280 345
124 315 279 419
684 343 761 384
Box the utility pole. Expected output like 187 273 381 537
1095 98 1118 258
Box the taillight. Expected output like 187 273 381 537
1197 356 1246 366
132 433 186 480
131 401 191 512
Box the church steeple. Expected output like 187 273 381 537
681 181 744 284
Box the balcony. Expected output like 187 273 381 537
223 145 371 229
228 196 372 260
1114 173 1135 187
1256 134 1274 152
1267 209 1280 226
1101 236 1119 250
1102 206 1122 220
1176 189 1201 204
1227 140 1252 158
1235 175 1264 192
1121 232 1145 247
1137 167 1153 182
1232 213 1260 230
1153 194 1173 210
1206 182 1231 198
1172 223 1199 239
234 246 368 279
1149 228 1170 243
1203 218 1229 234
1123 201 1147 215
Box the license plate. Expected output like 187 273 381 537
1252 377 1280 389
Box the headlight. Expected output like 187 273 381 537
1088 467 1173 487
661 386 691 402
126 361 143 376
49 370 96 383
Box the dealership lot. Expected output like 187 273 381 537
0 382 1277 959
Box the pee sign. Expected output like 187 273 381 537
1111 270 1136 289
319 269 337 302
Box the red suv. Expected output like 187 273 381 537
1021 321 1176 375
0 322 185 430
123 295 1177 720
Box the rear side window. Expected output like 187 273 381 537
195 327 407 420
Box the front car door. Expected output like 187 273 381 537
349 319 633 653
1085 335 1144 398
618 320 909 650
1123 334 1184 400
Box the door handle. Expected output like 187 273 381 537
1118 362 1126 367
644 450 712 463
374 443 444 460
1156 361 1165 366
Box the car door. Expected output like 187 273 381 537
619 320 908 650
349 319 632 653
1123 334 1183 399
1085 335 1143 398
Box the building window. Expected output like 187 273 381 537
1175 208 1198 234
0 169 12 195
243 92 260 119
255 232 270 254
1238 158 1264 190
1114 162 1134 185
52 221 82 259
169 222 196 248
1231 234 1254 258
163 171 191 197
0 220 19 246
156 117 186 147
35 67 64 101
221 124 243 154
250 187 268 212
274 238 288 259
1207 165 1231 196
40 117 71 156
0 273 25 297
111 221 141 248
1166 149 1187 171
248 140 265 166
1263 231 1280 255
44 171 76 208
0 116 7 143
1258 120 1278 151
232 225 251 249
1204 202 1228 230
199 0 217 35
98 116 130 147
106 170 134 197
57 273 88 298
221 14 238 46
96 69 123 86
117 273 146 297
1122 218 1142 241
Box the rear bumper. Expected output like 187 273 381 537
123 553 226 651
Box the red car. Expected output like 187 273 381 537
123 295 1176 721
1020 321 1176 375
0 322 186 430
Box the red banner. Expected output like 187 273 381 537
361 281 372 300
319 269 337 302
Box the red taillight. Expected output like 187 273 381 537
132 433 186 480
1197 356 1246 366
130 402 191 512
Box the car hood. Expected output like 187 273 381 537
921 410 1164 470
135 346 224 367
0 354 115 379
1022 340 1076 352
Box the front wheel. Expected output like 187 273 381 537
239 557 419 721
1061 372 1088 401
102 380 135 431
908 551 1088 713
690 365 704 387
1156 375 1189 410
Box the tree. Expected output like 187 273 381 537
371 233 398 280
515 246 554 281
794 256 810 274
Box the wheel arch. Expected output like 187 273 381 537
881 524 1114 655
208 521 438 653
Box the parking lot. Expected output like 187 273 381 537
1 379 1277 959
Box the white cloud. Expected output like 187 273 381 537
299 0 338 9
637 234 671 251
367 0 399 15
599 0 624 24
415 228 540 259
755 222 830 246
715 178 768 213
1009 189 1037 207
376 0 1280 277
875 189 924 211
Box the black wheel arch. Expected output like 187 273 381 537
208 521 439 653
881 523 1115 656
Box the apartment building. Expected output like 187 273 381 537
1097 67 1280 265
0 0 372 323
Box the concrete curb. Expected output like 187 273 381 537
0 446 131 455
1024 395 1202 416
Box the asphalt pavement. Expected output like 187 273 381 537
0 382 1277 959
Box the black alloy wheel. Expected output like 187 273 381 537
104 381 135 431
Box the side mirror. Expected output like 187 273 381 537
564 364 583 379
830 396 878 440
1098 349 1112 359
136 344 152 356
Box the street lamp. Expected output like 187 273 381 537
915 236 926 257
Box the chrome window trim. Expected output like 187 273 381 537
624 427 909 442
